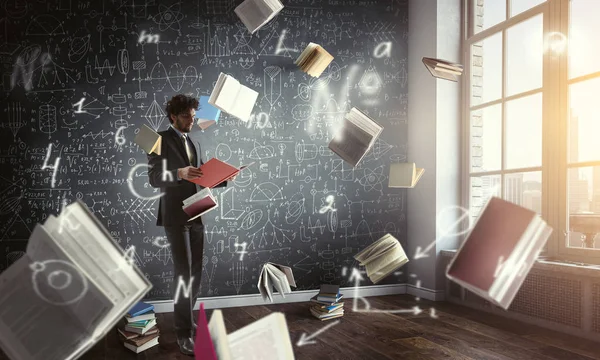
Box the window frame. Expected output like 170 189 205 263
461 0 600 263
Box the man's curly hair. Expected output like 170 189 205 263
165 94 199 123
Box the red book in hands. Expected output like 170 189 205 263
187 158 254 188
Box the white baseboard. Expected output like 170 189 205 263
149 283 443 313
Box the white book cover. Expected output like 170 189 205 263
388 163 425 188
208 310 233 360
229 85 258 122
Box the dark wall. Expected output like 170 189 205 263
0 0 409 300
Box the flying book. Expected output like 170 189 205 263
0 200 152 360
295 43 334 77
422 57 464 82
197 95 221 130
328 107 383 167
182 187 218 222
209 73 258 122
234 0 284 34
354 234 409 284
388 163 425 188
195 306 295 360
134 124 162 155
446 197 553 310
257 263 296 302
187 158 255 188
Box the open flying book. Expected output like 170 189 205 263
446 197 553 309
388 162 425 188
0 200 152 360
295 43 334 78
209 73 258 122
182 188 218 221
134 124 161 155
422 57 464 82
257 263 296 303
187 158 255 188
195 305 295 360
197 95 221 130
234 0 284 34
328 107 383 167
354 234 409 284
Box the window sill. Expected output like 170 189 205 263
440 249 600 277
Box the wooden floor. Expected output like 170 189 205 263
4 295 600 359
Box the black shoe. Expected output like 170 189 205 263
177 336 194 356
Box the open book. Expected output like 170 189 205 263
134 124 161 155
195 305 295 360
0 200 152 360
182 188 218 222
209 73 258 122
257 263 296 302
234 0 284 34
422 57 464 82
295 43 334 78
328 107 383 167
388 163 425 188
197 95 221 130
187 158 255 188
354 234 409 284
446 197 553 309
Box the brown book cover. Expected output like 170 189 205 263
124 330 160 347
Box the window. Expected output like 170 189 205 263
463 0 600 263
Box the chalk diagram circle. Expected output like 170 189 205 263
128 158 136 166
76 191 83 199
215 143 232 162
436 205 472 238
30 260 88 306
240 209 263 230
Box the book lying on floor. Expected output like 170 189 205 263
257 263 296 302
0 200 152 360
195 304 295 360
295 43 334 77
388 162 425 188
182 187 218 221
187 158 255 188
354 234 409 284
446 197 553 309
134 124 162 155
422 57 464 82
197 95 221 130
328 108 383 167
234 0 284 34
209 73 258 122
310 306 344 321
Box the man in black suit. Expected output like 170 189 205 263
147 94 229 355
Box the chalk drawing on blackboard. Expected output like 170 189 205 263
143 97 166 131
154 3 184 32
123 198 157 225
307 216 326 235
39 105 57 136
68 33 91 63
238 57 255 69
240 209 263 231
215 143 232 161
359 166 386 193
363 138 393 162
73 93 109 118
117 49 130 79
291 104 313 122
249 182 283 202
259 30 292 58
220 187 245 221
226 262 247 295
329 159 355 182
293 253 319 275
285 192 305 225
249 211 295 248
233 167 253 187
364 21 398 43
249 142 275 160
4 102 26 141
94 55 116 76
389 154 407 163
149 62 199 92
84 63 99 84
206 21 230 57
358 64 383 97
294 142 318 162
299 225 314 243
26 15 65 36
263 66 282 106
232 26 255 55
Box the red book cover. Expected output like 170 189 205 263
447 197 536 292
188 158 239 188
194 303 218 360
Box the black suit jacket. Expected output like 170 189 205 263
147 126 226 226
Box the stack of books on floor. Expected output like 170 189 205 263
310 284 344 321
118 301 160 353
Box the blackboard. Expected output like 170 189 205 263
0 0 409 300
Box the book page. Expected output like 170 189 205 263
389 163 416 188
265 265 286 297
262 267 273 302
354 234 394 263
329 123 370 167
208 73 228 108
214 75 239 112
230 85 258 122
347 108 382 139
228 313 295 360
365 245 407 277
273 264 296 288
207 310 232 360
370 256 409 284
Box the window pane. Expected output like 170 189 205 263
505 93 542 169
569 0 600 79
567 166 600 250
473 0 506 35
510 0 545 17
504 171 542 214
471 105 502 172
506 15 543 96
470 175 501 223
569 78 600 163
471 32 503 105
